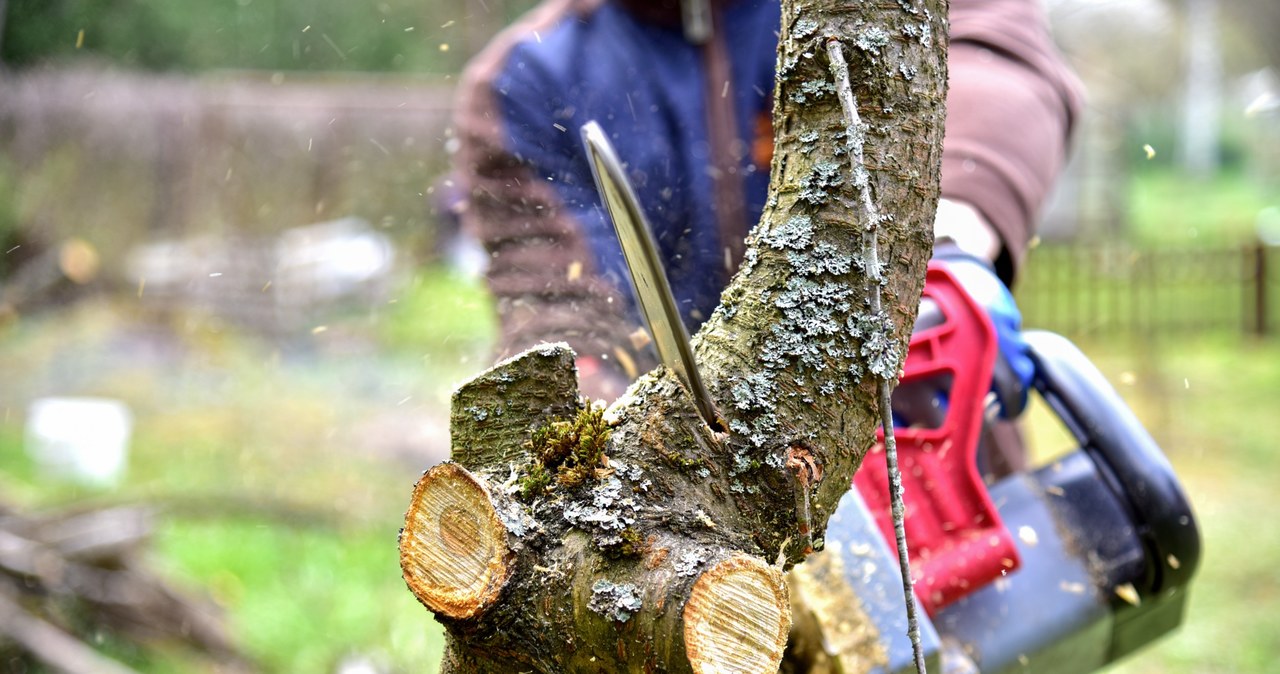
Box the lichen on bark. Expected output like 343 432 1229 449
696 0 947 566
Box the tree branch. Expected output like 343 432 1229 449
400 1 948 670
827 37 927 674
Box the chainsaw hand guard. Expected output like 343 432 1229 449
854 263 1021 615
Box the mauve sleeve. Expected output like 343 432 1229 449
941 0 1085 284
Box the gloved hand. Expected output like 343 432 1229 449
931 241 1034 419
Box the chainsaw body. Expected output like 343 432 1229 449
820 264 1201 673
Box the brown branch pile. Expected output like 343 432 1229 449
0 502 252 674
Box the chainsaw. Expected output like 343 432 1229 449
581 121 1201 673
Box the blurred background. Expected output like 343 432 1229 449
0 0 1275 672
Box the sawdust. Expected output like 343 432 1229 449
787 547 889 672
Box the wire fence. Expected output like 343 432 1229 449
1016 240 1276 340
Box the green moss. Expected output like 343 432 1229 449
600 527 646 560
653 431 709 472
517 463 554 499
517 403 612 499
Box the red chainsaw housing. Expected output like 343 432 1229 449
852 263 1021 615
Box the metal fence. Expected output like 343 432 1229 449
1015 241 1275 339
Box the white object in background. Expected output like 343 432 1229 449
274 217 396 302
1257 207 1280 246
25 398 133 487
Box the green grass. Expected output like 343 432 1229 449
3 0 537 74
1128 167 1279 247
378 267 497 363
155 518 442 673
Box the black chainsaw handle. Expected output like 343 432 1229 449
1023 331 1201 597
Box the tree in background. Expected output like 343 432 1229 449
0 0 539 73
1221 0 1280 72
1179 0 1221 180
0 0 8 65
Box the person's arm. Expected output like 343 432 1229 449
940 0 1085 283
923 0 1086 421
453 43 646 399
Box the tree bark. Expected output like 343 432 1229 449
399 0 948 671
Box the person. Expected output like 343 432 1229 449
451 0 1084 432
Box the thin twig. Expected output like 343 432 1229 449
827 38 928 674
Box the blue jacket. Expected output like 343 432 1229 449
494 0 779 301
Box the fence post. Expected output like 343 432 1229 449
1254 241 1270 337
0 0 8 68
1130 252 1143 339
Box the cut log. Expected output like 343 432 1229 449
684 555 790 674
399 462 514 620
449 343 580 471
784 549 889 672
